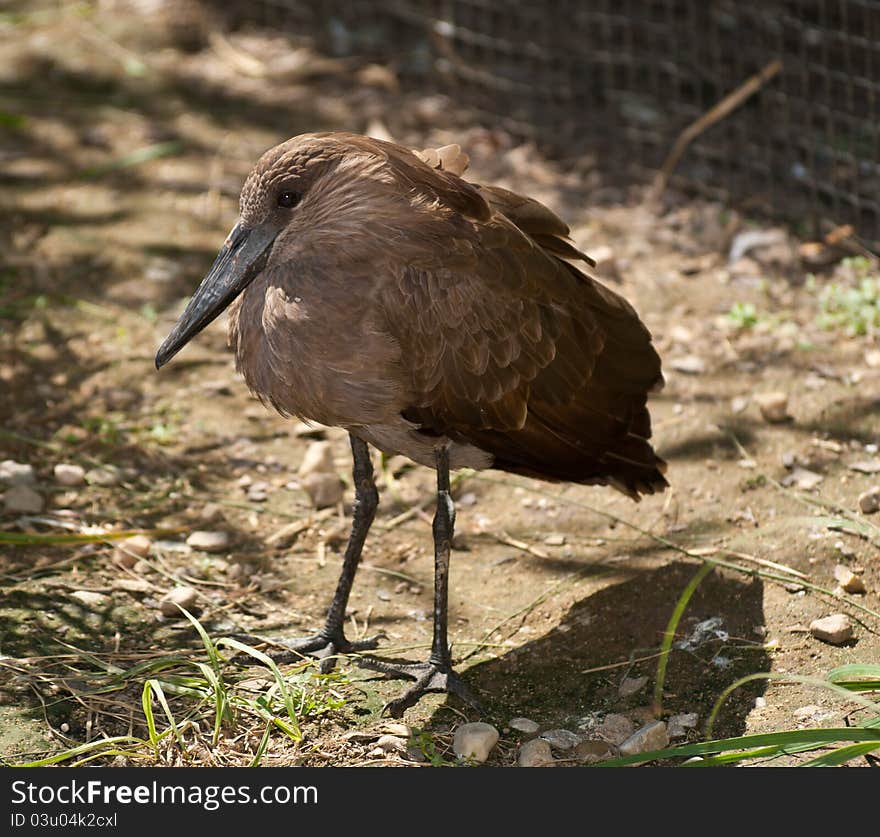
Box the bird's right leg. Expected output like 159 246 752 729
234 434 382 673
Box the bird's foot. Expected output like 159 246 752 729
230 631 383 674
357 657 483 717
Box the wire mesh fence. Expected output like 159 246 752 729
217 0 880 246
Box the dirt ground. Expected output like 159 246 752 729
1 2 878 767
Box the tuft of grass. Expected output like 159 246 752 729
727 301 759 329
12 610 347 767
812 257 880 336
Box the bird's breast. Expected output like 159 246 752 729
228 273 404 428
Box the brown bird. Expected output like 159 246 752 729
156 132 667 715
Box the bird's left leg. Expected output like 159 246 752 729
358 445 481 717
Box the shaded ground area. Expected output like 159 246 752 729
1 2 878 766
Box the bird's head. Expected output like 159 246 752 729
154 132 422 369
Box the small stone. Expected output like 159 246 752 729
452 722 499 763
85 466 121 486
539 729 581 751
833 565 866 594
755 391 790 423
543 533 566 546
159 586 199 616
3 484 44 514
781 467 823 490
133 560 153 575
113 534 153 567
731 396 749 414
376 734 407 755
186 531 230 553
858 486 880 515
573 739 612 763
517 738 554 767
457 492 477 507
670 355 705 375
618 675 648 697
509 717 540 734
302 472 345 508
755 697 767 709
809 613 853 645
298 441 336 478
848 460 880 474
0 460 36 485
70 590 111 609
597 714 635 745
618 720 669 756
667 712 699 739
382 722 412 738
54 463 85 486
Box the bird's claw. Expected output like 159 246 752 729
356 657 483 717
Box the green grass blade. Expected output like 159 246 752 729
801 741 880 766
142 680 160 749
14 736 145 767
654 562 714 713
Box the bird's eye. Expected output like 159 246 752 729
277 190 301 208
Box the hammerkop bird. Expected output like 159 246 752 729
156 132 667 715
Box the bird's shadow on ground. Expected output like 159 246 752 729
442 561 769 739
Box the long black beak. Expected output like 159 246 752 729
155 223 277 369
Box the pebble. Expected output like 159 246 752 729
669 355 705 375
0 460 36 485
731 395 749 414
539 729 581 751
667 712 699 739
618 720 669 756
453 722 499 763
517 738 554 767
618 675 648 697
857 486 880 514
159 586 199 616
3 484 44 513
113 534 153 567
298 441 336 478
186 531 230 553
376 734 408 755
509 717 540 734
755 391 790 423
833 564 866 594
70 590 111 609
574 739 612 763
54 463 85 486
597 713 635 745
781 467 823 490
85 466 121 486
543 533 566 546
382 722 412 738
457 491 477 507
848 460 880 474
809 613 853 645
302 472 344 508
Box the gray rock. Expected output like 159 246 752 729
618 720 669 756
669 355 705 375
809 613 853 645
781 467 823 490
113 534 153 568
857 486 880 514
597 713 635 745
517 738 554 767
457 491 478 507
618 675 648 697
539 729 581 751
453 722 499 763
0 460 36 485
186 531 230 553
833 564 866 594
85 466 121 486
574 739 613 763
298 441 336 478
3 484 44 514
509 717 540 734
70 590 111 609
667 712 699 739
54 463 85 486
159 586 199 616
302 472 345 508
543 533 566 546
